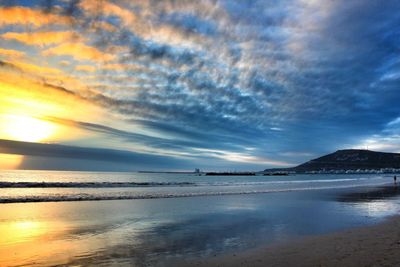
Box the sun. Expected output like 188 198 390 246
2 115 56 142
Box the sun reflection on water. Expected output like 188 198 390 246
0 202 123 266
352 200 400 218
0 220 47 245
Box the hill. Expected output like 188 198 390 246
265 149 400 174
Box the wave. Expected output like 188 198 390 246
0 181 196 188
0 182 391 203
0 177 383 188
199 177 380 186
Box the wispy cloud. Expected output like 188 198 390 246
4 60 62 75
75 65 96 73
42 43 115 62
0 6 70 27
2 31 82 47
0 48 25 58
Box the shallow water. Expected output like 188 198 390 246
0 170 393 202
1 171 400 266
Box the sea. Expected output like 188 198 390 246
1 170 400 266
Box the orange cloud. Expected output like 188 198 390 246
79 0 209 50
2 31 81 47
42 43 115 62
101 63 141 71
79 0 137 26
99 21 117 32
59 60 71 67
75 65 97 73
0 7 70 27
0 59 93 94
0 48 25 58
9 61 62 75
89 21 117 33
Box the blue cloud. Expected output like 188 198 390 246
159 12 218 36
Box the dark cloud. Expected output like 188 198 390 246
43 116 265 155
0 139 190 170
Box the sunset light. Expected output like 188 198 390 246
1 115 56 142
1 1 400 267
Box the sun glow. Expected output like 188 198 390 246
0 76 104 145
0 153 23 169
2 115 57 142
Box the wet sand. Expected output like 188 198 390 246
337 184 400 202
175 215 400 267
1 183 399 266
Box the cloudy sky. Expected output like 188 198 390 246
0 0 399 171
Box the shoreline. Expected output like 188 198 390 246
174 215 400 267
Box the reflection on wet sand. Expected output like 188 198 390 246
0 220 68 266
337 185 400 202
0 221 47 245
336 185 400 218
1 187 400 266
0 202 130 266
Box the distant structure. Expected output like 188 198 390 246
205 171 256 176
194 168 201 174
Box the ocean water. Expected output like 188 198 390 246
1 170 400 266
0 170 394 202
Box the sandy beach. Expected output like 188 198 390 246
175 215 400 267
1 173 399 266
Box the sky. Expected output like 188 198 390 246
0 0 400 171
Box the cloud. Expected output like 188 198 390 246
4 60 62 75
79 0 137 27
0 139 189 170
41 116 264 162
1 31 82 47
101 63 141 71
1 0 400 170
95 21 117 32
75 65 96 73
356 115 400 153
193 148 292 167
78 0 214 48
158 12 218 36
42 116 203 151
0 62 101 132
0 48 25 58
0 6 70 27
42 43 115 62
